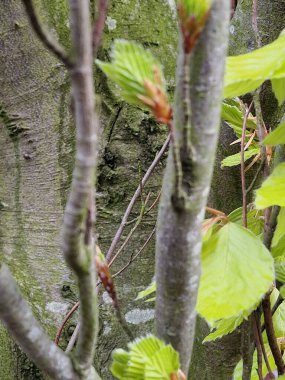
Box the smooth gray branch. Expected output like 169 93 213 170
62 0 100 375
155 0 230 374
0 264 80 380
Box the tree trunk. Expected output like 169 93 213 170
0 1 178 378
189 1 285 379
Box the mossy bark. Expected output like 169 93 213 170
189 1 285 379
0 1 177 378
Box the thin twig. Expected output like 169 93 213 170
262 294 285 375
106 133 170 262
108 193 151 268
246 157 265 194
21 0 73 68
112 226 156 279
256 311 273 376
241 101 253 228
65 323 80 354
55 227 156 347
55 302 80 345
252 314 263 380
261 295 284 334
126 190 161 226
92 0 108 55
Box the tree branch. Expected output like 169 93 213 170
155 0 230 374
21 0 73 68
0 264 81 380
62 0 99 375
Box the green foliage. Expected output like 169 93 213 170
263 121 285 146
111 335 182 380
228 207 264 237
196 223 274 324
221 149 259 168
272 77 285 105
177 0 212 21
96 40 171 124
274 256 285 282
255 163 285 209
136 280 156 302
224 30 285 99
221 99 256 137
271 288 285 338
273 208 285 247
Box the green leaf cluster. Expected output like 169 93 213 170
255 163 285 209
96 40 165 107
111 335 181 380
224 30 285 103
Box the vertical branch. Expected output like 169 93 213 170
155 0 230 374
92 0 108 55
241 101 253 228
62 0 99 375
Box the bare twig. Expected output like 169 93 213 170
106 133 170 262
92 0 108 55
126 190 161 226
263 294 285 376
108 193 151 267
65 323 80 354
55 302 80 345
261 295 284 334
255 311 273 377
252 315 263 380
0 264 81 380
246 157 265 194
241 101 253 228
21 0 73 68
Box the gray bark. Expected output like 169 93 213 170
155 0 230 374
0 0 178 378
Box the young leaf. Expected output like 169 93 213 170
111 335 183 380
203 313 246 343
272 77 285 105
255 163 285 209
136 280 156 301
271 288 285 338
221 100 256 137
224 30 285 98
197 223 274 324
228 207 264 236
273 207 285 247
274 256 285 282
221 148 259 168
263 121 285 146
96 40 171 124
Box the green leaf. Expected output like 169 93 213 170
271 288 285 338
111 335 181 380
228 207 264 236
221 100 256 137
96 40 166 107
221 149 259 168
272 236 285 259
197 223 274 323
136 280 156 301
274 256 285 282
263 121 285 146
203 314 245 343
224 30 285 98
272 77 285 105
273 208 285 247
255 163 285 209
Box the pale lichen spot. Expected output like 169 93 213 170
230 25 235 35
125 308 155 325
106 16 117 31
165 0 177 17
102 291 113 305
46 301 69 315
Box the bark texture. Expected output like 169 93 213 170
0 0 178 378
155 0 230 374
189 1 285 379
